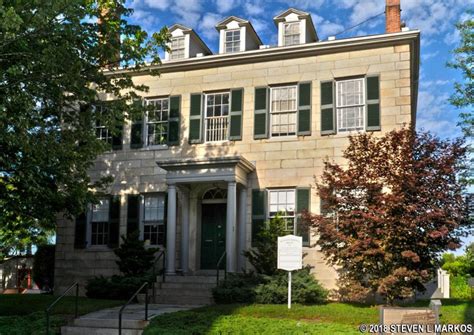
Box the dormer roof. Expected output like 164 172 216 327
215 16 263 46
169 23 212 55
273 8 318 42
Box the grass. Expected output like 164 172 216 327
0 294 124 335
144 300 474 335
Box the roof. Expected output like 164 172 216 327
215 16 263 46
168 23 212 55
273 8 319 41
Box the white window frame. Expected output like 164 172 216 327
269 85 298 138
267 189 296 233
144 98 169 147
141 194 166 246
225 29 241 53
336 78 366 133
94 105 112 144
283 22 300 46
90 197 110 246
204 92 230 142
170 37 185 60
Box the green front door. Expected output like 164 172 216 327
201 203 226 270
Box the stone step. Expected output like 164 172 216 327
73 318 149 329
155 288 213 297
160 282 216 289
163 275 217 284
61 326 143 335
152 295 214 305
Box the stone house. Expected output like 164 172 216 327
54 1 420 296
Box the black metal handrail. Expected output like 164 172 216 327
216 251 227 284
45 282 79 335
118 281 149 335
151 249 165 303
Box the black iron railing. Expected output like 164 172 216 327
118 282 149 335
151 249 165 303
216 251 227 284
45 282 79 335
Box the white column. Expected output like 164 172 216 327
180 191 190 274
238 187 247 271
226 181 237 272
166 184 177 275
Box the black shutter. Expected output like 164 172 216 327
254 87 269 139
112 124 123 150
320 81 335 135
130 99 143 149
251 189 266 245
366 75 381 131
108 195 121 248
189 93 203 144
168 95 181 145
74 212 87 249
229 88 244 140
127 194 140 237
296 188 310 246
297 82 311 135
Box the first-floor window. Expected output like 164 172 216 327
336 78 365 132
145 98 169 146
270 86 297 137
91 198 110 245
268 189 296 233
205 92 230 142
143 194 166 245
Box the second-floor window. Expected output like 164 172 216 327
91 198 110 246
225 30 240 53
145 98 169 146
284 22 300 46
143 194 166 246
170 37 185 59
270 86 297 137
205 92 229 142
94 105 112 144
336 78 365 132
268 189 296 234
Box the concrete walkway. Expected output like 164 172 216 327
61 304 202 335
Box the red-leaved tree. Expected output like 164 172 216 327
302 128 470 304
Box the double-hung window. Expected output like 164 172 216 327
268 189 296 234
143 194 166 246
170 37 185 60
225 30 240 53
336 78 365 132
94 105 112 144
270 86 297 137
145 98 169 146
91 198 110 246
284 22 300 46
205 92 230 142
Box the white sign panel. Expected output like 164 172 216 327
278 235 303 271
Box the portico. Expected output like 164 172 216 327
157 156 255 274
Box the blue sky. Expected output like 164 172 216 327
125 0 473 140
125 0 473 252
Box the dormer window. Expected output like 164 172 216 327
284 22 300 46
170 37 185 60
225 30 241 53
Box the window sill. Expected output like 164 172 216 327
86 245 112 252
323 130 366 138
267 136 299 142
140 144 169 151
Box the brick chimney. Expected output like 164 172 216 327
386 0 401 33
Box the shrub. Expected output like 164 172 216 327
32 244 55 291
85 274 151 300
213 268 327 304
114 232 158 276
450 275 472 300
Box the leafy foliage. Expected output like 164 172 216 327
0 0 169 255
450 275 472 300
32 244 55 290
441 245 474 277
243 215 288 275
303 128 470 304
114 232 158 276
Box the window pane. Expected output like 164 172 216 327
144 195 165 221
145 98 169 145
205 93 230 142
336 78 365 132
92 198 109 222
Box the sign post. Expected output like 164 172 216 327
277 235 303 309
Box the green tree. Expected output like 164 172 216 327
0 0 168 257
303 129 470 304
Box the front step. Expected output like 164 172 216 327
62 325 144 335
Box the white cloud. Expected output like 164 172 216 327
130 8 160 31
276 0 325 10
143 0 169 10
214 0 241 14
312 13 344 38
421 51 439 61
244 1 264 16
249 17 269 35
198 12 221 40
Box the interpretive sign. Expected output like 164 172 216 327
277 235 303 309
277 235 303 271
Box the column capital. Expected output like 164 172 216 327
167 183 176 189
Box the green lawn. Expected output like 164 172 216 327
0 294 124 335
144 300 474 335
